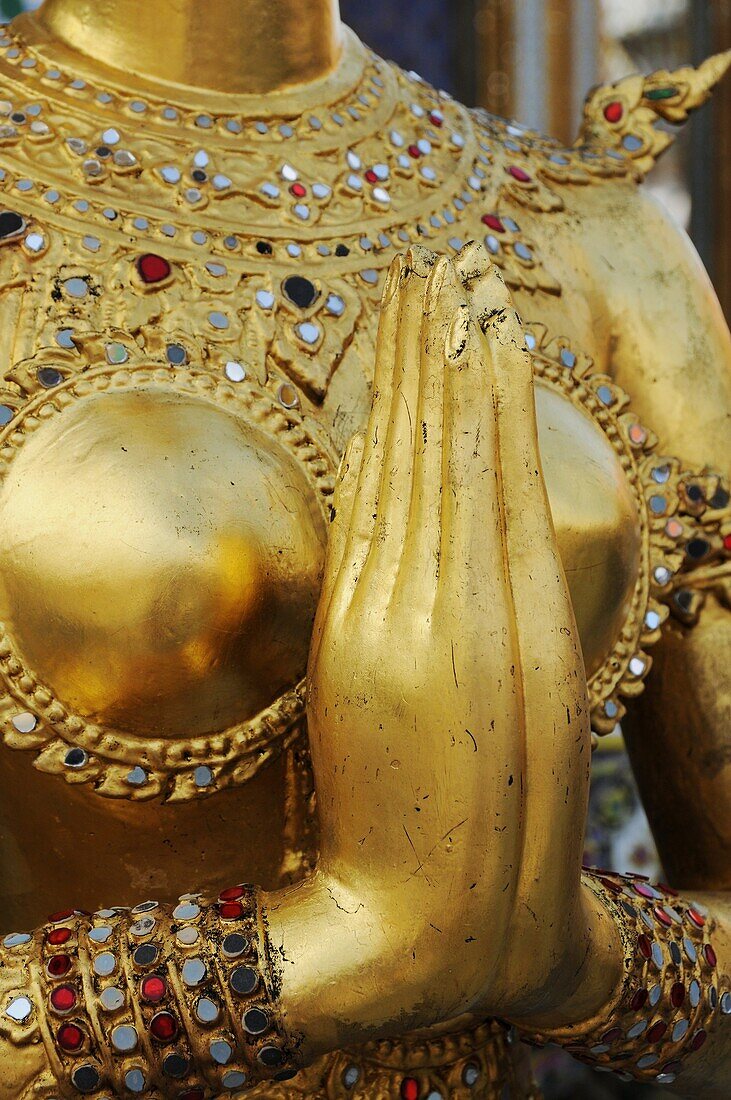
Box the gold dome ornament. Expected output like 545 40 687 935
0 333 334 800
0 2 729 1099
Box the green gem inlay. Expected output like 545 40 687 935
646 87 679 101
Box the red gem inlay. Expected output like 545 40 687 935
57 1022 84 1051
289 182 307 198
633 882 654 900
48 927 72 946
690 1029 707 1051
137 253 172 285
48 954 72 977
654 905 672 927
481 213 505 233
48 909 74 924
150 1010 178 1043
180 1092 205 1100
704 943 718 967
670 982 686 1008
658 882 679 897
400 1078 419 1100
219 901 243 919
637 934 652 960
601 1027 622 1043
365 169 378 183
688 907 706 928
507 165 531 183
141 975 167 1003
724 533 731 551
429 112 443 127
630 988 648 1011
603 101 624 124
219 885 245 902
408 144 421 158
647 1021 667 1044
50 985 76 1013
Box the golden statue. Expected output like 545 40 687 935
0 0 728 1096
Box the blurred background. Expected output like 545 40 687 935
0 1 728 1096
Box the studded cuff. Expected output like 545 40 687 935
518 869 731 1089
1 884 298 1097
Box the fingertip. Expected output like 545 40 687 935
404 243 438 280
424 254 452 313
382 253 405 308
453 239 494 287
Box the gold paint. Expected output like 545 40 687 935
29 0 344 95
0 2 727 1095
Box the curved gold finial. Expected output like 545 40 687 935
577 49 731 178
23 0 344 96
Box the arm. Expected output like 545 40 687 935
0 245 605 1094
504 180 731 1096
583 184 731 888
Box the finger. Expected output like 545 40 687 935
457 243 536 494
466 247 589 719
354 246 437 601
395 255 452 597
438 256 503 600
336 252 404 590
427 257 525 942
460 245 591 914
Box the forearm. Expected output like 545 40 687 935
0 867 491 1097
623 596 731 889
515 869 731 1096
266 869 487 1060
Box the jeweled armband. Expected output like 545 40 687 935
1 884 297 1096
519 870 731 1088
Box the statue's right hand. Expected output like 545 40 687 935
306 244 593 1020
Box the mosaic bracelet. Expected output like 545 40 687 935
1 884 297 1096
519 869 731 1088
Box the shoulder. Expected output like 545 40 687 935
460 49 731 246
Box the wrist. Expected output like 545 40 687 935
554 874 627 1028
505 873 625 1030
514 869 724 1089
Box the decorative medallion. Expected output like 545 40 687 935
0 332 336 801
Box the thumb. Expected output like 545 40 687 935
316 430 365 621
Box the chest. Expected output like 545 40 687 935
0 53 659 929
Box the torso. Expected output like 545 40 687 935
0 22 671 934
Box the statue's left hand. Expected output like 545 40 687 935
305 243 598 1024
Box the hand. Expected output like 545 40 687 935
306 243 594 1019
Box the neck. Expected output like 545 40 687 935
31 0 343 95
